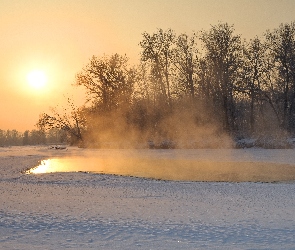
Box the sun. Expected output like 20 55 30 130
27 70 47 89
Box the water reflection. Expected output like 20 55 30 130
26 156 295 182
28 159 52 174
27 158 96 174
27 159 76 174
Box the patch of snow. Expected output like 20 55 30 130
1 146 295 249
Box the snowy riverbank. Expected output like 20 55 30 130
1 146 295 249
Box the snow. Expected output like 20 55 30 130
1 146 295 249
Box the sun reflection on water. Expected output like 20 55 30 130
27 159 51 174
27 159 65 174
25 156 295 182
27 158 95 174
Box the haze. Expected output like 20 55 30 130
1 0 295 131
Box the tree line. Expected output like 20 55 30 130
0 128 67 146
37 22 295 148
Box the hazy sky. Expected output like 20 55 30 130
1 0 295 131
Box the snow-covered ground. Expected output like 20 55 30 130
1 146 295 249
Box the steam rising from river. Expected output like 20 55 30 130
82 103 234 149
26 150 295 182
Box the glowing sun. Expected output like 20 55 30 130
27 70 47 89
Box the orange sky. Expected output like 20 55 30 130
1 0 295 131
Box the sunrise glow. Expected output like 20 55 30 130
27 70 47 89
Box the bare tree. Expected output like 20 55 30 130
172 33 199 101
266 22 295 130
241 37 268 133
76 54 136 113
200 23 244 132
140 29 176 108
37 98 86 144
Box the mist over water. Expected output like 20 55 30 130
26 150 295 182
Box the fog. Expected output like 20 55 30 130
26 149 295 182
79 98 237 150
